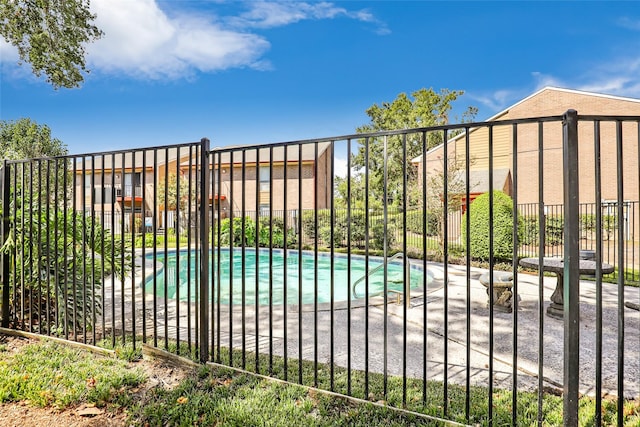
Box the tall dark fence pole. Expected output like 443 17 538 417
562 109 580 426
1 161 10 328
199 138 211 362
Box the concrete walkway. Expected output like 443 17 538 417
103 259 640 398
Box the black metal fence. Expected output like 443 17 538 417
1 111 640 426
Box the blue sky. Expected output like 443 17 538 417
2 1 640 160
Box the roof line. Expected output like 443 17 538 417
411 86 640 163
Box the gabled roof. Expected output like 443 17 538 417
412 86 640 163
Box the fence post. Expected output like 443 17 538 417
1 161 10 328
199 138 211 362
562 109 580 426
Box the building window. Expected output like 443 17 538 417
259 166 270 192
123 172 142 197
95 186 113 204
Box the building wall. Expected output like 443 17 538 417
422 88 640 206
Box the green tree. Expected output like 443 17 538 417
157 172 194 233
0 0 103 89
425 154 476 257
0 118 68 205
0 118 68 159
352 88 477 208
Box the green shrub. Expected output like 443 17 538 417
258 216 296 248
218 217 256 246
135 233 164 248
462 191 521 261
301 209 331 241
371 219 396 251
405 209 439 236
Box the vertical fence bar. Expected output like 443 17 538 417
464 127 471 421
1 161 10 328
186 147 193 352
142 151 147 345
174 147 180 353
229 151 234 366
110 154 116 347
488 126 495 426
81 158 87 342
44 160 51 336
131 152 137 350
364 136 370 398
13 164 18 332
346 138 352 396
152 150 158 348
34 160 41 335
216 151 222 363
422 131 428 406
241 149 247 369
20 163 25 332
511 123 519 426
199 138 210 363
329 141 335 391
70 160 76 339
163 149 169 350
255 148 261 373
382 135 389 399
594 121 603 426
54 160 60 333
537 121 545 426
282 145 288 381
401 133 408 407
194 146 200 351
562 109 580 426
313 142 319 386
442 129 449 417
615 120 625 426
268 146 274 374
297 143 303 385
90 156 96 344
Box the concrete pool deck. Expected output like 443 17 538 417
103 260 640 398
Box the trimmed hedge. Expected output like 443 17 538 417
462 191 521 261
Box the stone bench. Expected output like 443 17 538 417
479 271 514 313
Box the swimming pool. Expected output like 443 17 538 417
145 248 430 306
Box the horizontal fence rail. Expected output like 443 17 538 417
1 113 639 426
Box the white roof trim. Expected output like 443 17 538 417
411 86 640 163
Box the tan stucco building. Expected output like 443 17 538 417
74 142 332 231
415 86 640 207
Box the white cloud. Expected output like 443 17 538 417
87 0 271 79
0 0 385 82
333 156 348 178
232 1 389 34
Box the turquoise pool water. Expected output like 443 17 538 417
145 249 427 306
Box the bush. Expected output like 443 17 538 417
405 209 439 236
462 191 521 261
301 209 331 241
371 219 396 251
258 216 297 248
135 233 164 248
218 217 256 246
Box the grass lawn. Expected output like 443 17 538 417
1 334 639 426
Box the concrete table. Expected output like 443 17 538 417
519 257 614 319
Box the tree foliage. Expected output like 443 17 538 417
351 88 477 208
0 118 69 206
426 155 472 256
157 173 193 212
0 117 67 159
0 0 103 89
